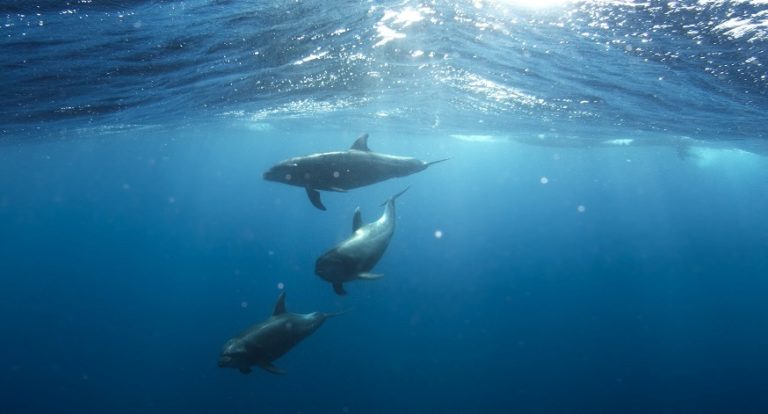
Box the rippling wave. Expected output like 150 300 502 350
1 0 767 140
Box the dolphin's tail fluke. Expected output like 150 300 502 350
425 158 449 167
392 186 409 201
381 186 409 207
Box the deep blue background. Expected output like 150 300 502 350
2 0 768 413
1 126 767 413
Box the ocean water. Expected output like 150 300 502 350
2 1 768 413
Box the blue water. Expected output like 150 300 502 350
2 1 768 413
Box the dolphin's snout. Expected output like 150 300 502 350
263 169 279 182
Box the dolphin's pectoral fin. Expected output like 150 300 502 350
305 188 326 211
357 273 383 280
239 367 252 374
333 283 347 296
352 207 363 232
257 361 285 375
350 133 370 151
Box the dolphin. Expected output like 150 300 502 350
263 134 446 210
218 291 342 375
315 188 407 295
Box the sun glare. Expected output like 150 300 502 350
491 0 574 10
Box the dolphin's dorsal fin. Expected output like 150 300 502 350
352 207 363 232
350 133 370 151
272 291 287 316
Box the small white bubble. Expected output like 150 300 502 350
540 176 549 185
268 250 275 256
277 282 285 290
434 230 443 239
577 205 586 213
241 301 248 308
333 171 340 178
168 196 176 204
